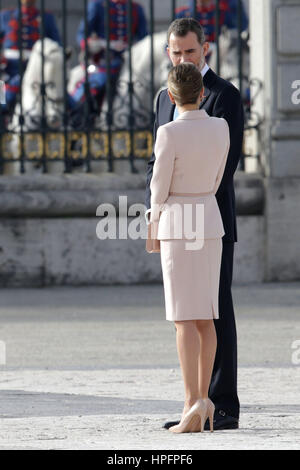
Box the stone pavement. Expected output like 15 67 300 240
0 282 299 450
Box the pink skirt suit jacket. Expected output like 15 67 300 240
149 109 230 321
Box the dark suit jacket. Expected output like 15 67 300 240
145 68 244 243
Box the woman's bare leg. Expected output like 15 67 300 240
174 320 201 420
196 319 217 399
174 319 217 422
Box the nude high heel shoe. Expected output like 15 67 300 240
189 398 215 432
201 398 215 432
169 399 203 433
169 398 215 433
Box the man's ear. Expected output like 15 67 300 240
167 89 175 104
203 42 210 58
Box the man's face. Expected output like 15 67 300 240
167 32 209 70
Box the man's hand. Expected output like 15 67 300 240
88 34 127 54
88 34 105 54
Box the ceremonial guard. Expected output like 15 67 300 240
175 0 248 43
72 0 148 104
0 0 60 109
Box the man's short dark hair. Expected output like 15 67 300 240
167 18 206 46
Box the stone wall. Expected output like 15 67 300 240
250 0 300 281
0 172 264 287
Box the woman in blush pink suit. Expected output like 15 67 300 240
148 63 230 433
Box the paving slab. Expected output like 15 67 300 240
0 283 299 450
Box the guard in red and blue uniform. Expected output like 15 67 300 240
0 0 60 109
175 0 248 43
73 0 148 105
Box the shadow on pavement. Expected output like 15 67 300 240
0 390 181 419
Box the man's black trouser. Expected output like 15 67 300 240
209 241 239 419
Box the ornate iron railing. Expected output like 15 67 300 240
0 0 262 174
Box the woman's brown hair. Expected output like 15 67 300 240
167 62 204 107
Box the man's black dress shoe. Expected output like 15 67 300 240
163 410 239 431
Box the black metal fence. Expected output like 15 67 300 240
0 0 262 174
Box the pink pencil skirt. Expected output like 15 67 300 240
160 238 223 321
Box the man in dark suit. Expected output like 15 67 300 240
145 18 244 431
